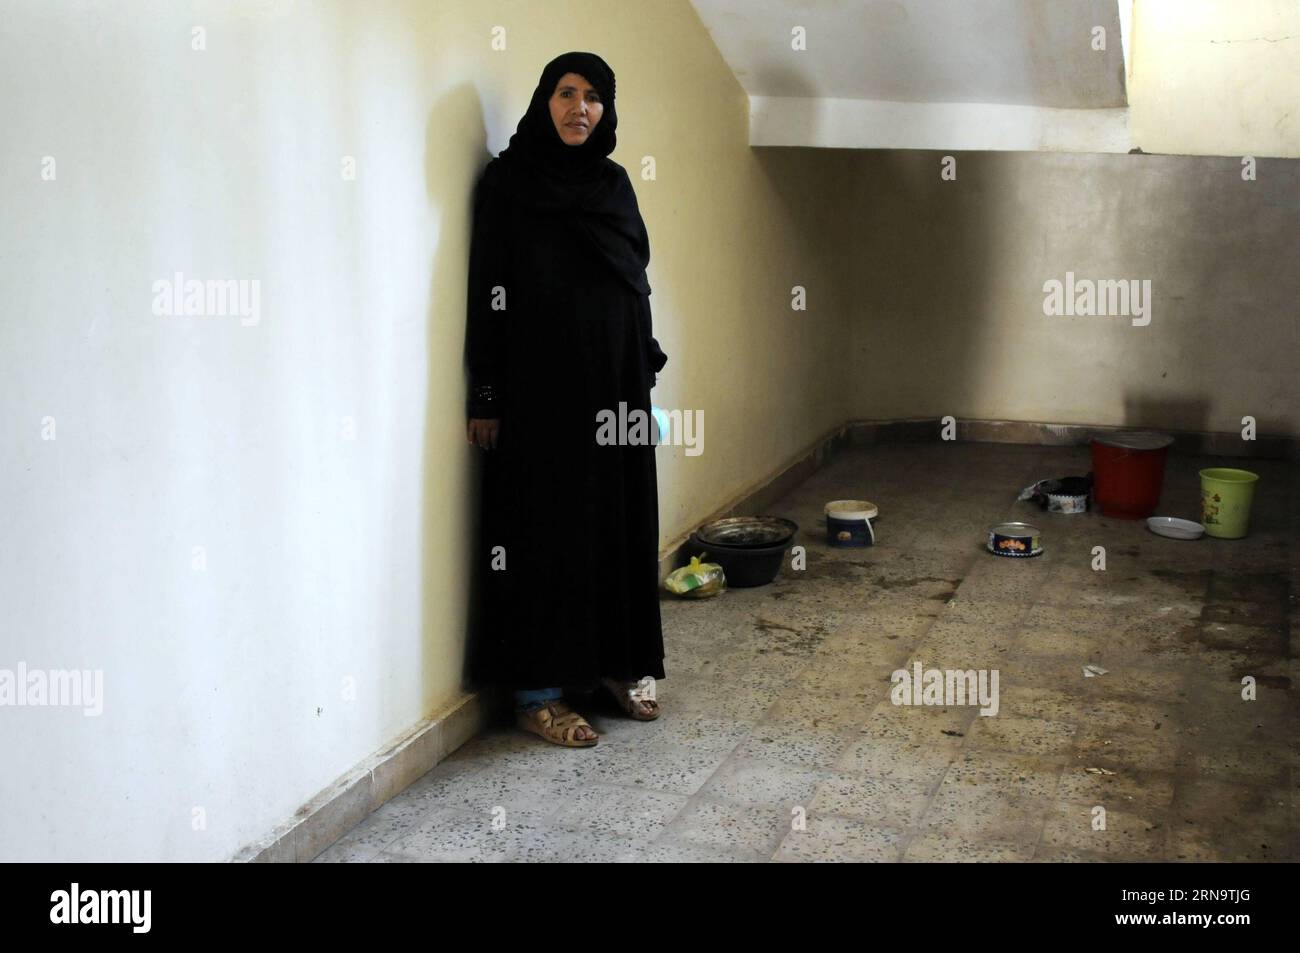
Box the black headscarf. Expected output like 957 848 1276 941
492 51 652 295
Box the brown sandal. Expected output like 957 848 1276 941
602 676 660 721
516 701 599 747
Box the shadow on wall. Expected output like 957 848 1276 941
420 80 496 707
458 149 493 710
1112 154 1300 442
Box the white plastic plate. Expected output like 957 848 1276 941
1146 517 1205 540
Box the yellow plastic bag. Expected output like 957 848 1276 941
664 554 726 598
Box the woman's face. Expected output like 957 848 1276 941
548 72 604 145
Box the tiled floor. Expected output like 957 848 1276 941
314 442 1298 862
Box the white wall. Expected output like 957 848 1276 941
0 0 485 861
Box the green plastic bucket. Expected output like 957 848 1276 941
1199 468 1259 539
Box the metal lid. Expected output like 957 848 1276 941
1092 431 1174 450
695 516 798 548
991 522 1040 536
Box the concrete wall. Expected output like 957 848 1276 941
846 150 1300 438
0 0 849 860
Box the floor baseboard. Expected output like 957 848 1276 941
656 415 1295 581
230 687 499 862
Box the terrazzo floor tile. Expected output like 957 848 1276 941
938 750 1066 800
400 766 577 825
546 782 690 839
583 704 756 752
760 687 880 730
773 815 907 862
556 738 732 796
309 794 440 863
837 736 965 786
618 838 763 863
808 771 935 828
902 832 1036 862
384 808 548 863
312 442 1295 862
1070 726 1182 772
501 828 643 863
920 782 1056 845
730 717 853 768
1053 764 1177 810
696 756 825 809
446 729 603 777
1013 627 1112 663
660 798 790 858
1038 799 1169 860
963 714 1079 757
1029 845 1111 863
858 698 977 742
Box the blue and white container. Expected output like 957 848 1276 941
825 500 877 547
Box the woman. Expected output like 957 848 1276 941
464 52 669 748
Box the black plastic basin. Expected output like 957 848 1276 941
685 533 790 588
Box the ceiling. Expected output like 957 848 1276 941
691 0 1133 152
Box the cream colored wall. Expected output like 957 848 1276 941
650 144 858 544
0 0 846 860
1129 0 1300 158
845 150 1300 438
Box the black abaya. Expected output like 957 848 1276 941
465 155 669 691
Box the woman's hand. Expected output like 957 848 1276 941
467 417 501 450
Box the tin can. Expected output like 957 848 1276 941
988 522 1043 557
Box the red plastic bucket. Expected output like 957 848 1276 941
1089 432 1174 519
